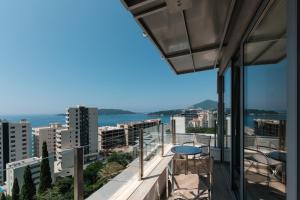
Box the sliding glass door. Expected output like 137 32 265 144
242 0 287 199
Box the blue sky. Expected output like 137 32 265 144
223 60 287 112
0 0 217 115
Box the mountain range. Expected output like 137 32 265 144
57 100 218 116
98 109 135 115
188 99 218 110
57 108 135 116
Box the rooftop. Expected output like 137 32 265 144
6 157 41 169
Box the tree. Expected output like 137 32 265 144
38 142 52 193
12 178 20 200
84 161 104 185
21 166 36 200
0 193 7 200
107 152 133 167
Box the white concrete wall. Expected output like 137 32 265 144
172 116 186 133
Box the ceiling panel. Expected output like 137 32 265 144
168 54 194 73
193 49 218 71
142 10 189 55
185 0 231 50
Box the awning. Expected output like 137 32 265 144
121 0 286 75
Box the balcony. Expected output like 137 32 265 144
82 121 287 200
82 124 230 200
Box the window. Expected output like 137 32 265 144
243 1 287 199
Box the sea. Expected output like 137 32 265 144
0 113 171 128
0 113 286 129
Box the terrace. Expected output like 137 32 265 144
84 123 287 200
83 0 292 199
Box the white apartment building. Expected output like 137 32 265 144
171 116 186 134
6 157 54 196
0 120 31 184
183 109 199 125
32 123 63 157
55 128 76 173
190 110 216 128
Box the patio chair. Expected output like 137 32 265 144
244 148 283 191
171 157 213 200
195 135 211 158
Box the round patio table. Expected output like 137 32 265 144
171 146 202 174
171 146 202 155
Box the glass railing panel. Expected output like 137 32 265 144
143 125 161 161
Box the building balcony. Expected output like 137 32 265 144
82 123 286 200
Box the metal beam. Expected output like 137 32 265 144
127 0 158 11
214 0 236 70
166 44 221 59
74 147 84 200
134 3 167 19
219 0 263 75
182 10 196 72
139 129 144 180
175 65 215 75
287 0 298 197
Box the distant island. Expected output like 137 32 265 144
57 108 136 116
147 100 281 117
245 109 279 115
148 109 183 116
98 109 135 115
148 99 218 116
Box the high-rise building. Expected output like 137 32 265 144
0 120 31 184
66 106 98 154
182 109 199 125
55 128 76 173
197 110 216 128
98 126 126 150
32 123 63 157
188 110 216 129
55 106 98 174
6 157 55 196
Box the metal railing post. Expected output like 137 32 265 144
171 119 176 145
214 120 217 147
74 147 84 200
165 168 169 198
139 128 144 180
161 123 164 156
157 123 160 144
